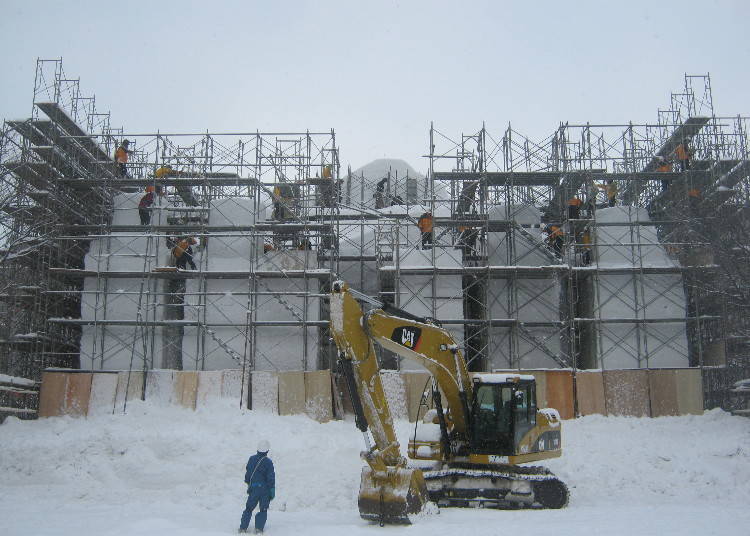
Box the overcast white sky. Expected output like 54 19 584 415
1 0 748 172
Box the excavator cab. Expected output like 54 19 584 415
469 378 537 456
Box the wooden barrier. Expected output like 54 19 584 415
603 369 650 417
37 367 705 421
575 371 606 416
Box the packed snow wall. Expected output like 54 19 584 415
485 205 563 369
381 206 465 369
80 193 171 370
181 198 320 371
593 206 688 368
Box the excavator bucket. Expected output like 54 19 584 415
358 467 429 525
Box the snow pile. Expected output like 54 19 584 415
1 402 749 535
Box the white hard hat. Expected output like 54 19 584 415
257 439 270 453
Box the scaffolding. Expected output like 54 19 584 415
1 64 749 411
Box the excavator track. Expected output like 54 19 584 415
422 463 569 509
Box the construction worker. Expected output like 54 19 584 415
115 139 132 177
656 156 672 192
238 439 275 534
596 180 618 207
456 225 478 256
173 236 198 270
581 230 592 265
674 140 694 171
546 224 564 256
374 177 388 209
155 165 178 178
138 186 162 226
417 211 433 249
567 197 583 220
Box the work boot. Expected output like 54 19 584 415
254 529 263 534
237 529 247 534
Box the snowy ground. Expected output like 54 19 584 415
1 401 749 536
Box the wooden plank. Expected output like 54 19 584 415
250 371 278 413
38 371 68 418
145 370 176 406
115 371 144 411
648 369 679 417
176 371 198 410
278 371 305 416
304 370 333 422
402 372 430 422
196 370 223 407
603 369 650 417
64 373 92 417
575 371 606 416
545 370 574 420
88 372 118 416
676 368 704 415
222 369 250 408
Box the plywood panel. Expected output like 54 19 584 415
305 370 333 422
603 369 650 417
545 370 574 420
176 371 198 409
64 373 93 417
222 369 249 408
402 372 430 422
145 370 176 406
88 373 118 416
115 371 144 411
676 368 704 415
250 371 278 413
278 371 305 416
38 372 68 418
196 370 223 407
648 369 679 417
575 371 606 416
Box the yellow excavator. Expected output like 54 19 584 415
329 281 568 525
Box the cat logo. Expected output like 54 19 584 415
391 326 422 351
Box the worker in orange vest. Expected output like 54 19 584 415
656 156 672 192
173 237 198 270
567 197 583 220
674 141 693 171
417 211 433 249
115 139 132 177
546 224 564 255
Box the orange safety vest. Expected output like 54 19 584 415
567 197 583 207
173 238 196 258
675 144 689 161
657 161 672 173
549 226 564 239
687 188 701 199
418 215 433 233
115 147 128 164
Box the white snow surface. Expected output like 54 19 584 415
1 402 749 536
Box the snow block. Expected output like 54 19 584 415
304 370 333 422
175 371 198 409
87 372 118 416
575 371 606 416
250 371 278 413
648 369 680 417
603 369 650 417
380 371 408 421
545 370 574 420
402 371 430 422
278 371 305 416
38 371 69 417
675 368 703 415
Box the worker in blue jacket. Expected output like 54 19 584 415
238 439 275 534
